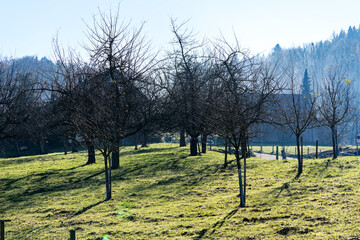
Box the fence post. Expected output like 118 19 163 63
281 147 287 160
0 220 11 240
307 147 310 157
316 140 319 159
70 230 76 240
276 146 279 160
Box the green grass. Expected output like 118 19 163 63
2 143 360 239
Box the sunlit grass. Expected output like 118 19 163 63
1 143 360 239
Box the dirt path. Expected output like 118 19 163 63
253 152 296 160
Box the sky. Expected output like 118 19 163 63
1 0 360 59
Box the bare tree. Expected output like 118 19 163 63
317 66 353 159
211 40 281 207
0 59 38 141
46 8 157 201
164 19 213 156
47 53 124 201
275 67 317 178
83 8 155 169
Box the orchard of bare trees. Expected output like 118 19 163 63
0 10 356 207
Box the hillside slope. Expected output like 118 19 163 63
1 144 360 239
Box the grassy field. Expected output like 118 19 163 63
2 143 360 239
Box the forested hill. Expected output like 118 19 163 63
270 26 360 92
11 26 360 93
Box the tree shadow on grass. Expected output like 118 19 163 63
0 152 85 167
2 146 181 213
2 145 224 215
119 147 175 157
114 145 224 184
125 163 223 195
112 153 186 181
1 164 87 189
319 159 332 173
0 168 105 213
73 170 104 183
194 207 240 239
115 159 177 178
273 182 292 197
0 156 51 167
74 199 106 216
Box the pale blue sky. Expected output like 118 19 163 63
1 0 360 58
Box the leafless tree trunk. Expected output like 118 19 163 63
201 134 207 153
104 154 112 201
39 138 47 154
86 141 96 165
179 128 186 147
224 138 228 168
295 134 302 177
331 126 337 159
190 135 198 156
111 141 120 169
71 141 78 153
63 137 68 155
141 132 148 147
210 37 282 206
275 67 317 178
234 146 245 207
15 141 20 157
164 19 212 156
